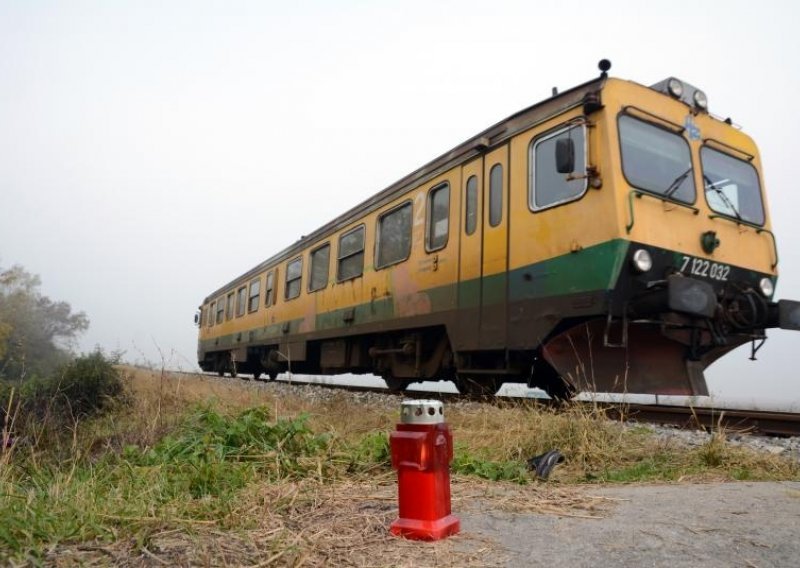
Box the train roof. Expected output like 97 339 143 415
203 74 606 303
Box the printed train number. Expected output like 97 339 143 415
680 256 730 281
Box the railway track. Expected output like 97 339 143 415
174 369 800 437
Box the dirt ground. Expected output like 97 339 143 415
47 480 800 567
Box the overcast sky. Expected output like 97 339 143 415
1 0 798 406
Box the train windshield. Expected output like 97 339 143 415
700 146 765 226
618 115 696 204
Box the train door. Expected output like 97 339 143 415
480 146 509 349
456 158 483 350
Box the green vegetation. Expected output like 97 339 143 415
452 448 530 482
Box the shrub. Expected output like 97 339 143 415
0 350 125 441
53 349 124 418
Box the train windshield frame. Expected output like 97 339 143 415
618 114 696 204
700 146 765 226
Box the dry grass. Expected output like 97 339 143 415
43 476 615 567
3 366 797 566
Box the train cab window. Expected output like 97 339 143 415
701 146 765 226
489 164 503 226
376 202 412 268
426 183 450 251
265 270 276 307
337 226 365 281
236 286 247 317
465 176 478 235
285 257 303 300
225 292 235 321
208 302 216 327
216 297 225 324
618 116 693 204
309 243 330 292
530 124 588 210
248 278 261 313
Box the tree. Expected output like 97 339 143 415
0 264 89 380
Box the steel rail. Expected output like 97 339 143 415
182 370 800 437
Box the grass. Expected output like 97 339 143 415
1 366 798 565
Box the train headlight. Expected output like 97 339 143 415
667 78 684 99
759 277 775 298
693 89 708 111
631 249 653 273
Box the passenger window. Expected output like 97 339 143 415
309 243 330 292
530 124 587 210
337 226 365 281
248 278 261 313
376 202 412 268
265 270 275 307
426 183 450 251
489 164 503 227
216 297 225 324
236 287 246 317
225 292 234 321
208 302 215 327
465 176 478 235
285 257 303 300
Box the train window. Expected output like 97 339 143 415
248 278 261 313
489 164 503 226
216 297 225 324
618 116 694 204
285 257 303 300
530 124 588 210
309 243 331 292
337 226 365 281
701 146 765 226
225 292 235 321
426 183 450 251
236 287 246 317
376 201 412 268
465 176 478 235
265 270 276 307
208 302 215 327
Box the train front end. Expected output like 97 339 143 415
541 76 800 396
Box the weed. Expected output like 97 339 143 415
452 447 529 482
343 430 391 473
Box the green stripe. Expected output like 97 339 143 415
200 239 628 353
508 239 629 302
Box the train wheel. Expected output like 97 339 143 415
532 359 575 401
268 371 277 381
456 375 500 396
543 378 575 402
253 371 262 381
384 376 408 393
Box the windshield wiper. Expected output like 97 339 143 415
664 167 692 199
704 174 742 221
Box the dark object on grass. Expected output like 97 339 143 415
527 450 565 480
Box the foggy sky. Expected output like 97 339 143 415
1 0 798 406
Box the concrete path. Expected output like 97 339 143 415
461 482 800 567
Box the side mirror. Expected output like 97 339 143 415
555 138 575 174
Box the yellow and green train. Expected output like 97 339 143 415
196 60 800 398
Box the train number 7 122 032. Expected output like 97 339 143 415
679 255 731 282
